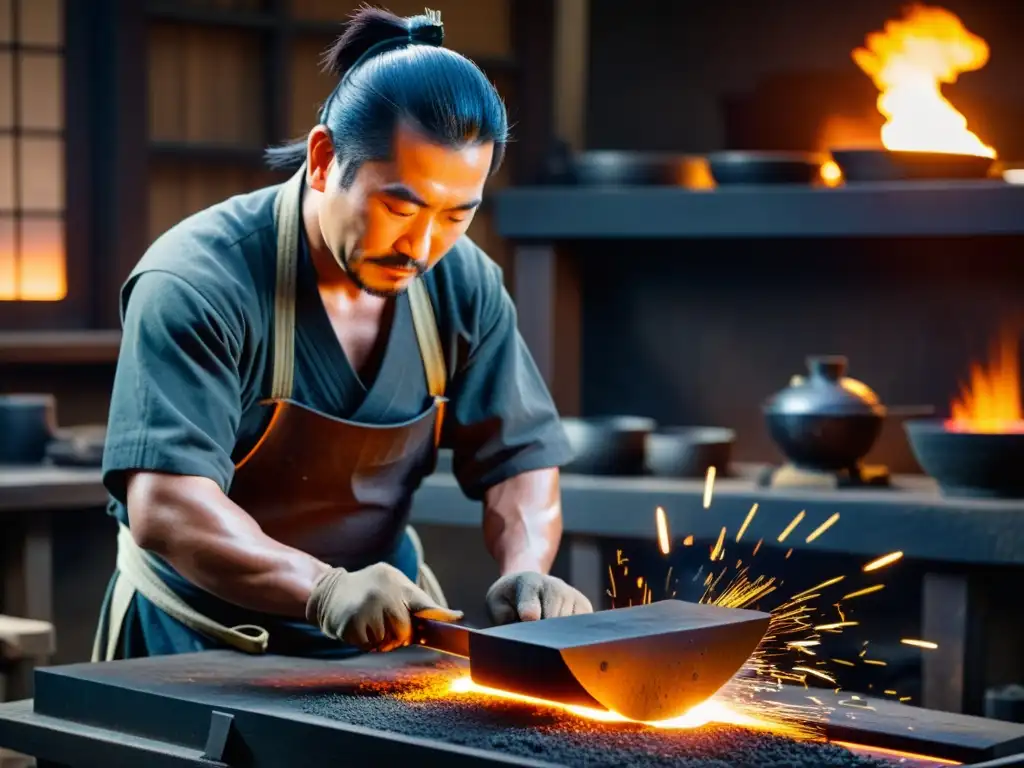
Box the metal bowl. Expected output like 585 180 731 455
905 419 1024 498
645 427 736 478
561 416 656 476
830 149 995 182
707 151 825 185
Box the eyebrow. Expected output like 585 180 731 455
380 183 481 212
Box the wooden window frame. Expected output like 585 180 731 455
1 0 555 347
0 0 93 331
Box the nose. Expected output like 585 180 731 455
395 216 433 265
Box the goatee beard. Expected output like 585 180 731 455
338 247 425 298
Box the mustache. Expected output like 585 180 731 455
368 253 427 272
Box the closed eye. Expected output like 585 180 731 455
383 201 415 218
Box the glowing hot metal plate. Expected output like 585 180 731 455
413 599 770 722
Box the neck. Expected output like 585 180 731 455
301 181 364 302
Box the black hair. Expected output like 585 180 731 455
265 6 508 186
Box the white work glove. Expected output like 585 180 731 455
306 562 462 652
485 571 593 625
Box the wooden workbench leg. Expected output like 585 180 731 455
2 514 55 701
566 534 606 610
921 572 985 714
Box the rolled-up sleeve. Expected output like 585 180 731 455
102 270 245 504
443 261 573 500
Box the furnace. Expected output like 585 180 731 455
0 649 1022 767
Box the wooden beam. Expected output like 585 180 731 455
553 0 589 151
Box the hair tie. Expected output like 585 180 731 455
411 8 444 46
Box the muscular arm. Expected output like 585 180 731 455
127 471 331 619
481 467 563 576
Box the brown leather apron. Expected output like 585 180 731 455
92 166 448 660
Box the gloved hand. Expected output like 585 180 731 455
485 571 593 625
306 562 462 652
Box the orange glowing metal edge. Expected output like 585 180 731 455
833 740 962 765
449 676 786 732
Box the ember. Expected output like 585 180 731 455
852 4 995 157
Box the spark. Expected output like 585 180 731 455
842 584 885 600
899 696 912 702
752 538 763 556
787 640 820 648
790 575 845 601
736 503 758 542
832 659 855 667
664 566 673 594
884 690 897 695
636 577 644 589
814 621 858 630
793 666 836 684
682 535 694 546
777 511 806 542
863 659 887 666
655 506 671 555
607 566 616 598
703 466 717 508
710 527 726 561
863 551 903 572
805 513 840 543
901 638 939 650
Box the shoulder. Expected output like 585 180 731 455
427 235 510 336
123 185 279 334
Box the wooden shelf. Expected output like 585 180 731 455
0 331 121 365
149 141 269 168
495 181 1024 239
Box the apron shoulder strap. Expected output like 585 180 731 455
270 166 305 401
408 279 447 398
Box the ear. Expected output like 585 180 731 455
306 125 334 193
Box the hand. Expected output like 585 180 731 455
306 562 462 652
485 571 593 625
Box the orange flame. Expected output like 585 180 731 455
947 328 1024 433
852 4 995 157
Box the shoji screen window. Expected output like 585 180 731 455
0 0 65 302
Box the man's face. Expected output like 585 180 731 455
309 123 493 297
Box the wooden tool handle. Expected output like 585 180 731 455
410 616 472 658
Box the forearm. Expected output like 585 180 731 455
126 472 331 619
482 467 563 575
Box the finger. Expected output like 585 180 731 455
405 583 464 623
540 583 566 619
488 595 519 625
342 620 370 650
385 602 414 650
515 577 544 622
364 608 388 651
573 592 594 615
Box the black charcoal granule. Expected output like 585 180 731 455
294 669 897 768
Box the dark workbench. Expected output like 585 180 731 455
4 462 1024 715
2 649 1024 767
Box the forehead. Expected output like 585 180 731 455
387 123 493 197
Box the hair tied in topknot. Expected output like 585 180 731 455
411 8 444 46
